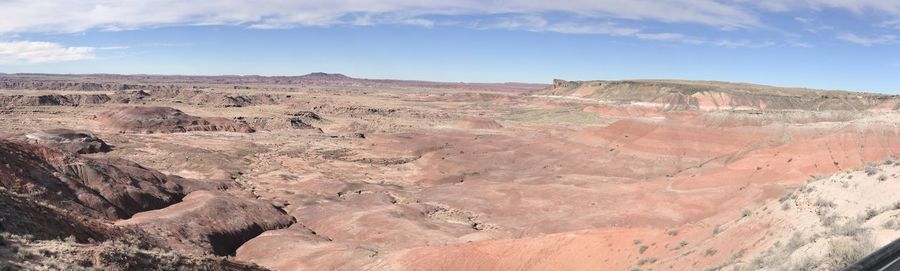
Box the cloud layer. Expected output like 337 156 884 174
0 0 763 34
3 0 900 34
0 41 94 64
1 0 900 64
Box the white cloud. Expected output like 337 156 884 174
348 14 434 27
792 17 833 33
750 0 900 14
837 33 899 46
0 0 761 35
789 41 814 48
635 33 706 44
714 39 776 48
878 20 900 29
4 0 900 49
479 16 707 45
478 16 643 36
0 41 94 64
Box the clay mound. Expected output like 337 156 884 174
25 128 111 154
116 190 295 256
95 106 255 133
455 117 503 129
0 139 186 219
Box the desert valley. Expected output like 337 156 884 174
1 73 899 270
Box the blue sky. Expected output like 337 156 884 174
0 1 899 93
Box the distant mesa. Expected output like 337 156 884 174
94 106 255 134
25 128 111 154
538 79 900 112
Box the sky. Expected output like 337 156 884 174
0 1 899 93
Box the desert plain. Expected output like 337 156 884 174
1 73 899 270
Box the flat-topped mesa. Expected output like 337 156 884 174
300 72 352 80
538 79 900 112
94 106 255 134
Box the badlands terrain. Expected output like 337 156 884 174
1 73 899 270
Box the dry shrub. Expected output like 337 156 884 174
823 236 875 270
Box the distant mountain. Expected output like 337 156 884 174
298 72 352 80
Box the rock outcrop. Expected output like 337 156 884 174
25 128 111 154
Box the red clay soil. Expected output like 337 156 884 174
455 116 504 130
375 118 900 270
233 112 900 270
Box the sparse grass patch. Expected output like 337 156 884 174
636 257 657 266
865 165 880 176
821 215 838 227
14 248 34 261
833 220 868 238
712 224 721 235
633 239 642 245
743 233 810 270
785 232 806 251
666 228 679 236
824 236 875 270
778 193 791 203
815 198 835 208
639 245 649 254
673 240 688 250
857 208 879 222
38 248 54 257
788 256 820 271
704 248 717 257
